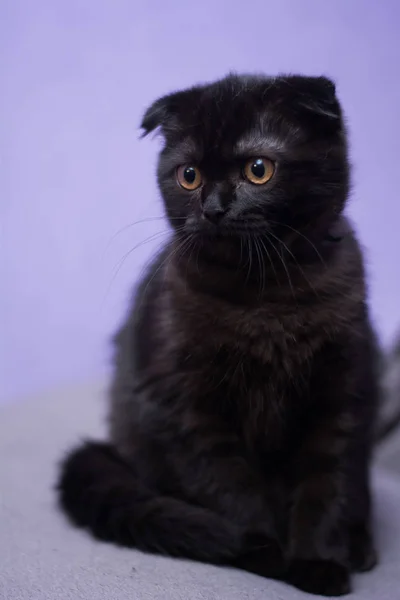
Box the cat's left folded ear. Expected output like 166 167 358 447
294 75 341 120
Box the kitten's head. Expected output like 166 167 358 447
141 73 349 248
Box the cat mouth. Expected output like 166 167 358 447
184 218 268 238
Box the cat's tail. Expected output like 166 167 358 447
57 441 242 562
376 333 400 443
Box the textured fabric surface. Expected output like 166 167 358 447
1 382 400 600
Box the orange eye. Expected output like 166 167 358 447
243 157 274 185
176 165 202 190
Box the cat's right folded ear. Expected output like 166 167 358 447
140 96 171 137
140 87 201 138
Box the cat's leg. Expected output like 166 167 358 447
286 344 356 596
287 453 377 593
157 421 286 578
109 382 286 574
346 439 377 573
286 337 378 596
286 409 352 596
111 394 287 577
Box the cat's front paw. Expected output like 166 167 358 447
287 559 351 596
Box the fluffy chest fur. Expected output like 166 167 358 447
145 237 365 452
166 234 364 377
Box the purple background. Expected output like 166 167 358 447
2 0 400 403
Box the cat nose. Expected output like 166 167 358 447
202 205 225 223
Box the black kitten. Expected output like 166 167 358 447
58 74 385 596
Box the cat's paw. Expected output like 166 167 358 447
287 559 351 596
349 524 377 572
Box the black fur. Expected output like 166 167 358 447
58 73 391 596
59 441 243 562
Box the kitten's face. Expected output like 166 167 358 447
142 74 349 247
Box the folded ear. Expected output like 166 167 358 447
293 75 340 119
299 76 339 119
280 75 341 121
302 76 336 99
140 87 203 137
141 96 171 136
